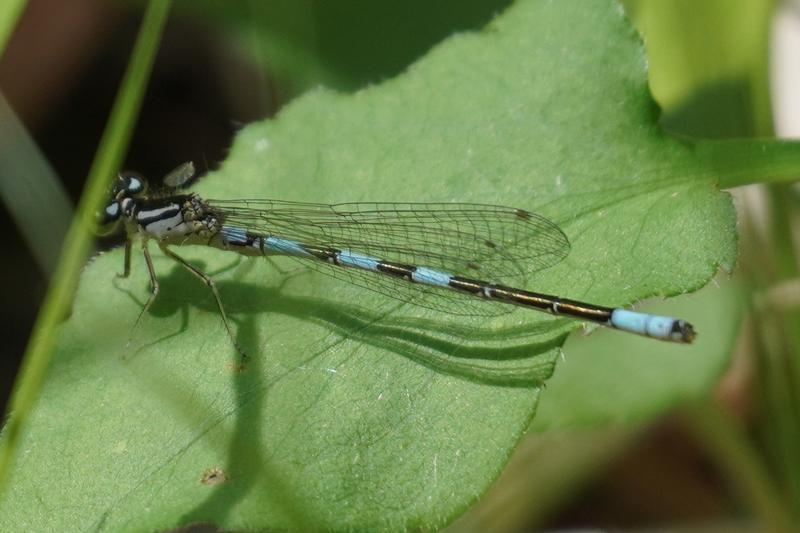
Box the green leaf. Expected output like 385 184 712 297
3 0 800 530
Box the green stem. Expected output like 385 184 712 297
0 0 172 497
762 186 800 514
0 0 26 56
692 138 800 189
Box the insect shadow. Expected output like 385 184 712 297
114 258 570 387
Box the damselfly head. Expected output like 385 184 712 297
96 171 148 234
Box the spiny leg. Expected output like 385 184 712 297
126 239 160 351
118 239 132 278
159 244 248 367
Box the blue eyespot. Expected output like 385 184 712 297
113 172 148 198
105 202 120 219
96 201 122 235
126 176 144 194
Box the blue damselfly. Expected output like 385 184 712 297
100 162 695 361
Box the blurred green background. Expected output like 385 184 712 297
1 0 798 530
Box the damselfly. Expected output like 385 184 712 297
99 162 696 361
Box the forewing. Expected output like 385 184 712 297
207 199 570 317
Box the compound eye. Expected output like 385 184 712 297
96 201 122 235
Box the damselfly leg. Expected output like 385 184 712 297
159 243 248 368
126 239 159 353
122 238 248 369
118 239 132 279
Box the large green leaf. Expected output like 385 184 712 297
3 0 800 530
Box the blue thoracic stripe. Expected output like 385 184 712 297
337 250 379 271
411 266 452 287
264 236 312 257
610 309 681 340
